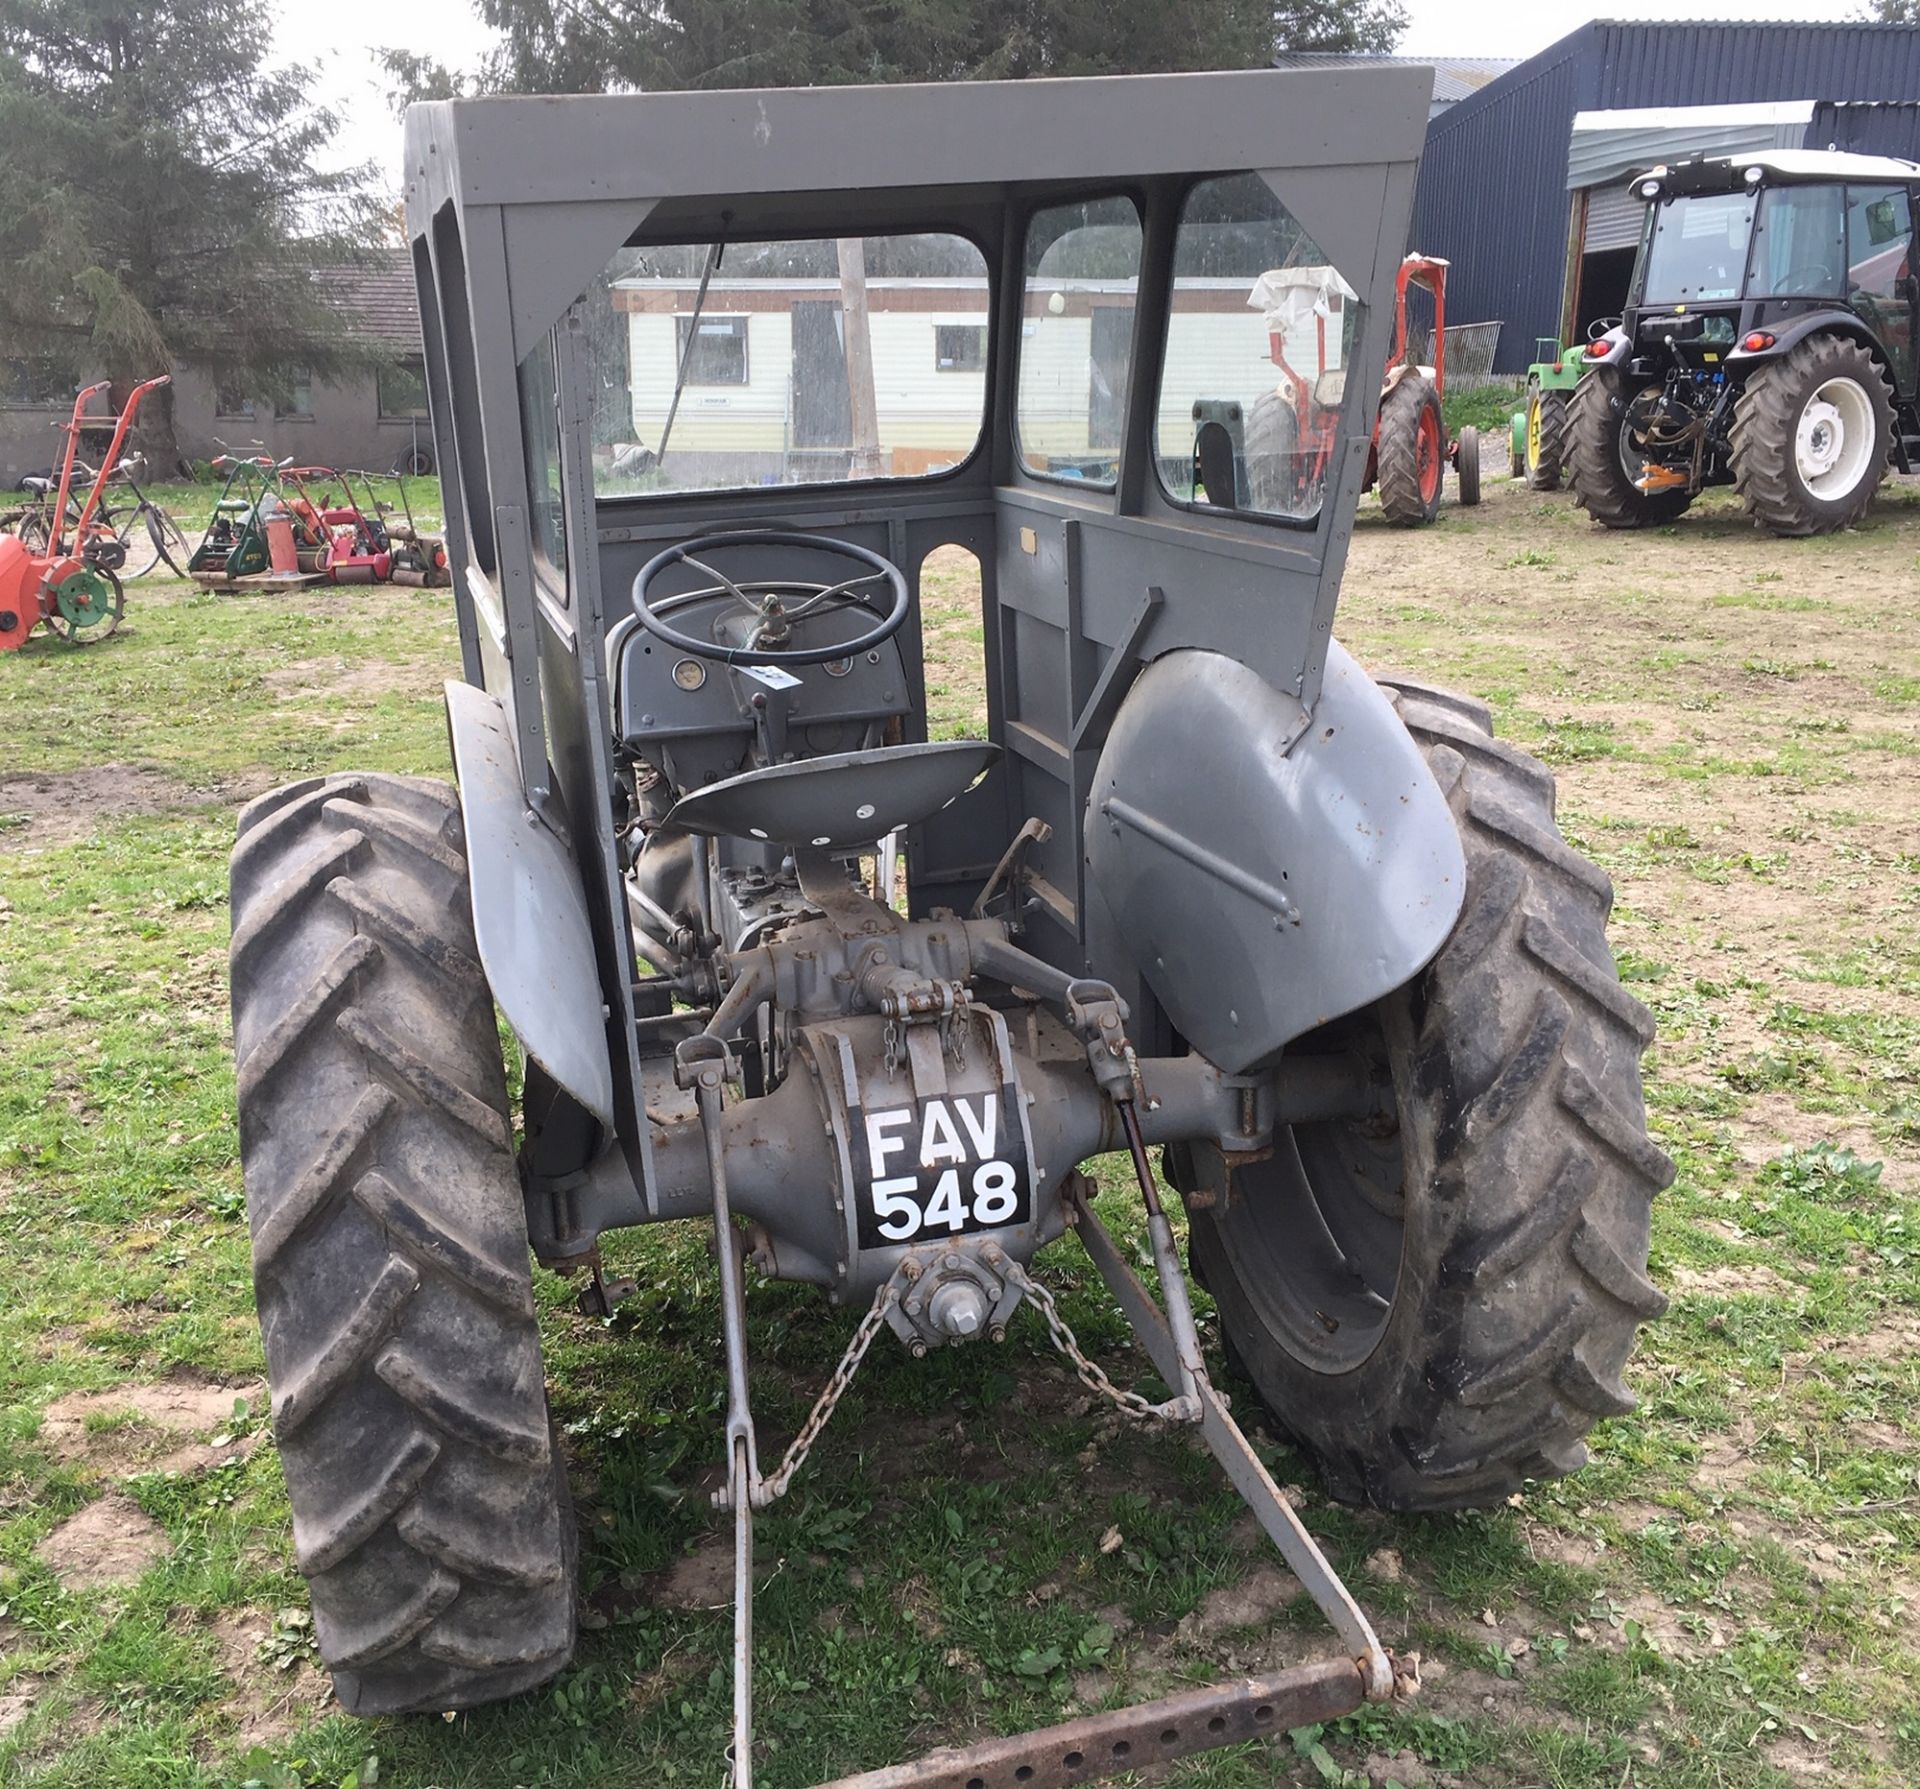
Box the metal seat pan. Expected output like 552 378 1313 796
663 740 998 848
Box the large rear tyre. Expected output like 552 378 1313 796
1524 386 1566 491
229 771 576 1714
1729 335 1893 537
1244 389 1304 516
1568 369 1694 528
1376 375 1445 526
1180 682 1672 1513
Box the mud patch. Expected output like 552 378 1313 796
0 765 239 847
0 1688 33 1736
35 1494 169 1588
39 1378 263 1475
1668 1262 1798 1299
210 1609 331 1748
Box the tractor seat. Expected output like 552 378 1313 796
663 740 998 850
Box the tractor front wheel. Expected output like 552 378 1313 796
229 771 576 1714
1729 335 1892 536
1376 375 1445 526
1181 682 1672 1513
1568 369 1694 528
1524 385 1567 490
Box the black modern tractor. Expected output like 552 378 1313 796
1568 150 1919 536
222 68 1672 1787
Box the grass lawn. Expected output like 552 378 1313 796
3 470 1920 1787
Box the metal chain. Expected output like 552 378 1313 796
760 1269 902 1502
1002 1260 1191 1423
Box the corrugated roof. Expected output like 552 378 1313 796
1270 52 1520 106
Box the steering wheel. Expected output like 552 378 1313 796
632 529 909 666
1779 263 1836 296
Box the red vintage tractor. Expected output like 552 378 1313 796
0 376 170 649
1246 254 1480 526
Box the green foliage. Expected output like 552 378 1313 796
0 0 390 448
385 0 1404 104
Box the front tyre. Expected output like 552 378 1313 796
1568 368 1694 528
1524 385 1566 491
1376 374 1445 526
1182 682 1673 1513
1730 335 1893 537
229 772 576 1714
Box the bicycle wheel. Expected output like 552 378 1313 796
15 511 50 555
139 503 192 577
103 501 161 577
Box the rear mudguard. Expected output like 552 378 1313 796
1724 310 1888 371
1087 640 1466 1075
445 680 616 1132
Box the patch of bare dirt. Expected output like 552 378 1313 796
1173 1563 1301 1639
260 657 429 704
0 1687 34 1736
1667 1262 1797 1299
1766 1733 1840 1782
34 1494 169 1589
655 1533 733 1611
0 765 247 847
209 1610 331 1748
39 1378 264 1476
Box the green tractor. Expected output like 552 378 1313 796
1508 336 1582 489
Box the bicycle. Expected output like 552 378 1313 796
3 449 190 578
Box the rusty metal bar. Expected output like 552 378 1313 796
817 1656 1365 1788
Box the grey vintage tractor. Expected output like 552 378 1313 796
226 68 1671 1786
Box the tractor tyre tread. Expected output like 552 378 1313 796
1376 375 1443 526
1728 334 1893 537
1192 691 1672 1513
229 770 575 1716
1525 389 1567 491
1244 389 1302 516
1456 426 1482 506
1568 370 1694 528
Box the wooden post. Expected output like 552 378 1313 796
837 236 884 479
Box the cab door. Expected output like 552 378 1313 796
1847 184 1917 396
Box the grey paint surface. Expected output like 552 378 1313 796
1087 642 1465 1073
404 66 1437 1189
445 679 616 1129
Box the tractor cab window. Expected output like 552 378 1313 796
518 334 568 584
586 233 990 499
1155 173 1363 525
1748 183 1845 301
1640 191 1754 303
1015 197 1143 488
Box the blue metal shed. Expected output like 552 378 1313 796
1411 21 1920 373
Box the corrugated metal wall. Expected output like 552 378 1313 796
1412 23 1920 373
1809 101 1920 163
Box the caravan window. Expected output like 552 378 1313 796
589 233 990 499
1015 197 1143 489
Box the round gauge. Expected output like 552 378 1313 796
672 658 707 692
822 656 855 678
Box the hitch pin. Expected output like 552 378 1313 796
1115 1098 1204 1420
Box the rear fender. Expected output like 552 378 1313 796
1087 641 1465 1075
445 680 616 1133
1726 311 1885 371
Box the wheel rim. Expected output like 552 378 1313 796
1417 406 1443 506
1526 395 1542 470
1795 377 1874 500
1211 1014 1406 1373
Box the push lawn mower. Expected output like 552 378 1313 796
187 453 308 587
0 376 170 650
281 466 394 584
